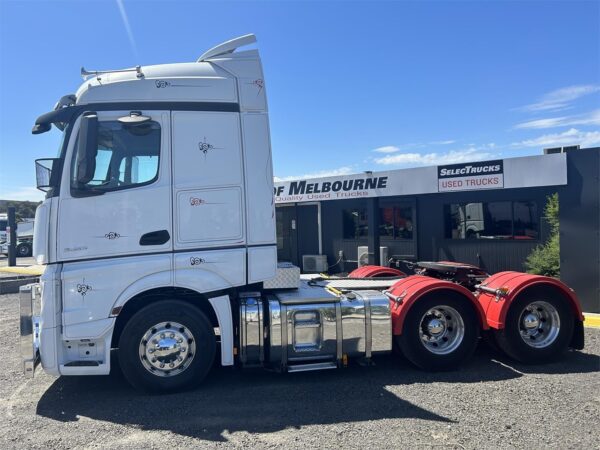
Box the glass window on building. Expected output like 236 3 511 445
342 208 369 239
380 204 414 239
513 201 539 239
444 201 538 240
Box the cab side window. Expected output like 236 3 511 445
71 120 161 192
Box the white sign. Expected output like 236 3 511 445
437 160 504 192
274 153 566 204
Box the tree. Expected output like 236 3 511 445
0 200 42 222
524 193 560 277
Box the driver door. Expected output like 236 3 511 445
57 110 172 261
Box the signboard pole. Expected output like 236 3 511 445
7 207 17 267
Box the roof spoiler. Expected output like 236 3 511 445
197 34 257 62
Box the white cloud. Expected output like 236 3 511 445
274 166 355 182
518 85 600 112
0 187 45 202
372 145 400 154
512 128 600 148
374 146 496 166
429 140 456 145
116 0 139 60
515 109 600 129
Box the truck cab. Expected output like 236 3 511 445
26 35 280 388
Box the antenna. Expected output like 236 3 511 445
81 65 144 79
197 34 257 62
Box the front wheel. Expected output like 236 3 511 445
118 300 216 393
397 293 479 371
493 292 573 363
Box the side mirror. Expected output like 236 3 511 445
75 112 98 185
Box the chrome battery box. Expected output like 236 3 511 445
238 293 264 366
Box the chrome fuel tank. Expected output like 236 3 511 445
267 283 392 370
238 283 392 370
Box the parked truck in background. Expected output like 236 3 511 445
1 215 34 257
21 35 584 393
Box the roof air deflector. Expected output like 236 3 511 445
197 34 257 62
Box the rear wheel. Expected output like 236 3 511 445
494 292 573 363
397 293 479 371
17 242 32 257
118 300 216 393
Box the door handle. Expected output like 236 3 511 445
140 230 170 246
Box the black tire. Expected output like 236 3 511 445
17 243 32 257
493 291 573 364
118 300 216 393
397 293 479 371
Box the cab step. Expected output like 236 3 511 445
287 361 338 373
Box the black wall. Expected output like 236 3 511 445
317 187 553 274
321 198 417 272
560 147 600 313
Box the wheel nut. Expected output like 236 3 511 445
169 363 174 368
160 333 165 339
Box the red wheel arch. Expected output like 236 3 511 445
476 271 584 329
387 275 488 335
348 265 406 278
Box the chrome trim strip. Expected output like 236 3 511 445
365 296 373 359
335 301 343 363
281 303 288 368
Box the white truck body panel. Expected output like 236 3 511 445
61 253 172 337
76 63 237 105
172 111 246 248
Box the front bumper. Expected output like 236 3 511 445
20 284 41 377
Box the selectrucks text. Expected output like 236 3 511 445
438 160 504 178
21 35 584 393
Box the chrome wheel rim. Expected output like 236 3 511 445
139 321 195 377
418 305 465 355
518 301 560 348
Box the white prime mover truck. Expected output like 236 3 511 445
22 35 584 392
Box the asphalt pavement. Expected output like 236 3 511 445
0 292 598 449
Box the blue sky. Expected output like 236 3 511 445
0 0 598 201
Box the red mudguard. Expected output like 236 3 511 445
387 275 488 335
476 271 584 329
348 265 406 278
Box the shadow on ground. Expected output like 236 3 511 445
35 344 599 442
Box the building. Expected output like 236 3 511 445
274 147 600 312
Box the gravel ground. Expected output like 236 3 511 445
0 292 598 449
